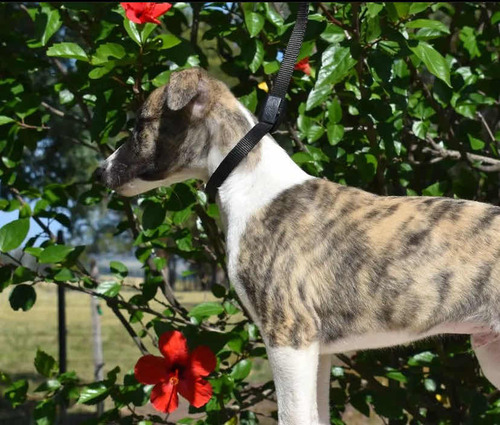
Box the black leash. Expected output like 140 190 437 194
205 2 309 201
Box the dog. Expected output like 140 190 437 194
96 67 500 424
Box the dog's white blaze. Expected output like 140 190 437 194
214 103 314 324
104 146 121 173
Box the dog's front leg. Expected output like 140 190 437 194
317 354 332 424
267 342 320 425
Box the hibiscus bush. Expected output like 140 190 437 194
1 2 500 424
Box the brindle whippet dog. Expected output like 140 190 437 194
96 68 500 424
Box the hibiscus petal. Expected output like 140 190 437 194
134 355 168 385
151 381 179 413
178 377 213 408
143 16 162 25
121 2 149 12
189 346 216 377
151 3 173 17
159 330 189 367
124 9 145 24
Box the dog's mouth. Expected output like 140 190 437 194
137 167 162 182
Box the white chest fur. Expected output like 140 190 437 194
213 105 313 321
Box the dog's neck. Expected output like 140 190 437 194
207 103 313 235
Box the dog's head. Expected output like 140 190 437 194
95 67 249 196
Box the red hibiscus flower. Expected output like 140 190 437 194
134 330 216 413
294 57 311 75
121 2 172 25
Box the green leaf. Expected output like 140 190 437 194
54 268 74 282
331 366 344 377
327 123 344 145
152 70 172 87
385 369 408 383
406 19 450 34
0 116 15 126
394 3 411 18
188 302 224 321
13 266 35 284
142 202 166 230
307 125 324 143
249 39 264 73
459 26 480 59
0 266 12 292
41 9 62 46
239 89 258 113
223 300 240 315
412 120 429 140
355 153 378 182
230 359 252 381
141 23 157 44
211 283 226 298
328 98 342 124
47 42 89 62
468 134 485 150
34 399 56 425
263 60 280 75
422 181 446 196
315 45 357 89
492 11 500 25
0 219 29 252
9 284 37 311
306 84 332 111
154 34 181 50
410 41 451 87
366 3 384 18
263 3 283 27
34 379 61 393
59 89 74 105
92 43 125 65
4 379 28 408
320 23 345 43
95 281 121 297
38 245 75 264
409 2 431 14
123 18 141 45
110 261 128 278
35 349 57 377
245 11 265 37
88 63 114 80
424 378 437 392
78 382 111 405
165 183 197 211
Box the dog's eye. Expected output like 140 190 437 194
135 120 144 134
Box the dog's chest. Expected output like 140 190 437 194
216 137 313 323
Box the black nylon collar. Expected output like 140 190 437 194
205 2 310 201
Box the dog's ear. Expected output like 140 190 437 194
166 68 210 116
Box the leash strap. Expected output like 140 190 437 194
205 2 309 201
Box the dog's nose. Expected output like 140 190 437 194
93 166 104 183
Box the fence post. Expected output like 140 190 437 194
90 259 104 417
56 230 67 424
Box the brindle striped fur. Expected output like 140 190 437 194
237 179 500 348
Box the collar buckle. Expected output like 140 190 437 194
259 95 287 133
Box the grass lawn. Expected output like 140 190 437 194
0 281 382 424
